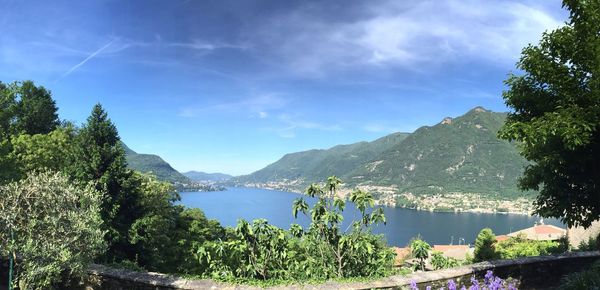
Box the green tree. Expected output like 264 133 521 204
128 172 226 273
9 126 76 177
499 1 600 227
9 81 59 135
0 82 18 183
410 238 431 271
72 104 142 262
0 171 105 290
473 228 498 262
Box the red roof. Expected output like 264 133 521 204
534 225 565 235
433 245 469 252
392 247 411 266
496 235 509 242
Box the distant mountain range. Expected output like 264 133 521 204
183 171 233 182
233 107 531 200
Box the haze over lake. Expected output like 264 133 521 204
179 187 563 247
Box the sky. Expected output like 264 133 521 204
0 0 567 175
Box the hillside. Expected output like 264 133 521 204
183 171 233 182
122 143 191 184
234 132 410 185
233 107 532 208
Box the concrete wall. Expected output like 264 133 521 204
2 252 600 290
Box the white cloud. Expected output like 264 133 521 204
253 0 564 75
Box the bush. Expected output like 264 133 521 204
0 171 106 290
474 228 499 262
196 176 395 282
430 251 460 270
410 238 431 271
496 234 566 259
560 261 600 290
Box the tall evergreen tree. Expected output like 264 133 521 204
73 104 142 261
11 81 59 135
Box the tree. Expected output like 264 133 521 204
9 126 76 177
499 1 600 227
10 81 59 135
473 228 498 262
410 238 431 271
0 82 18 183
72 104 142 262
0 171 105 289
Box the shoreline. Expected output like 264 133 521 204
224 184 535 217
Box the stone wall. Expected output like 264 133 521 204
2 252 599 289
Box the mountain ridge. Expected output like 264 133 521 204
233 107 532 207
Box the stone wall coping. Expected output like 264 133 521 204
87 251 600 290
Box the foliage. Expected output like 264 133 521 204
7 80 59 135
560 260 600 290
495 234 567 259
474 228 499 262
410 270 517 290
0 171 105 290
577 232 600 251
71 104 144 262
197 177 395 282
9 126 76 177
410 238 431 271
430 251 460 270
498 0 600 227
128 172 226 273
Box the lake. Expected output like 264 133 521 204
178 187 563 247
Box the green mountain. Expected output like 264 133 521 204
234 107 530 200
122 143 191 184
234 132 410 185
183 171 233 182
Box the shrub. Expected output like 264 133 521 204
430 251 460 270
410 238 431 271
560 260 600 290
0 171 106 289
196 176 395 282
474 228 499 262
496 234 566 259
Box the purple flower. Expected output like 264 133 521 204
410 280 418 290
426 287 431 290
469 276 480 290
484 270 494 284
448 279 457 290
460 286 467 290
508 283 517 290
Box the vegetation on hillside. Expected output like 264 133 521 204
235 108 531 204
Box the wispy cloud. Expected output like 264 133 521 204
178 93 287 118
251 0 564 75
57 39 115 80
273 113 342 138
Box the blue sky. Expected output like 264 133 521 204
0 0 567 175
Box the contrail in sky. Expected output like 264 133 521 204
57 40 115 81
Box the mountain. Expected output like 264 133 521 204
235 132 410 185
234 107 530 201
183 171 233 182
122 143 191 184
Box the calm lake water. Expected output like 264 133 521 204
178 187 563 247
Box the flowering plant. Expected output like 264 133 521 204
409 270 517 290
